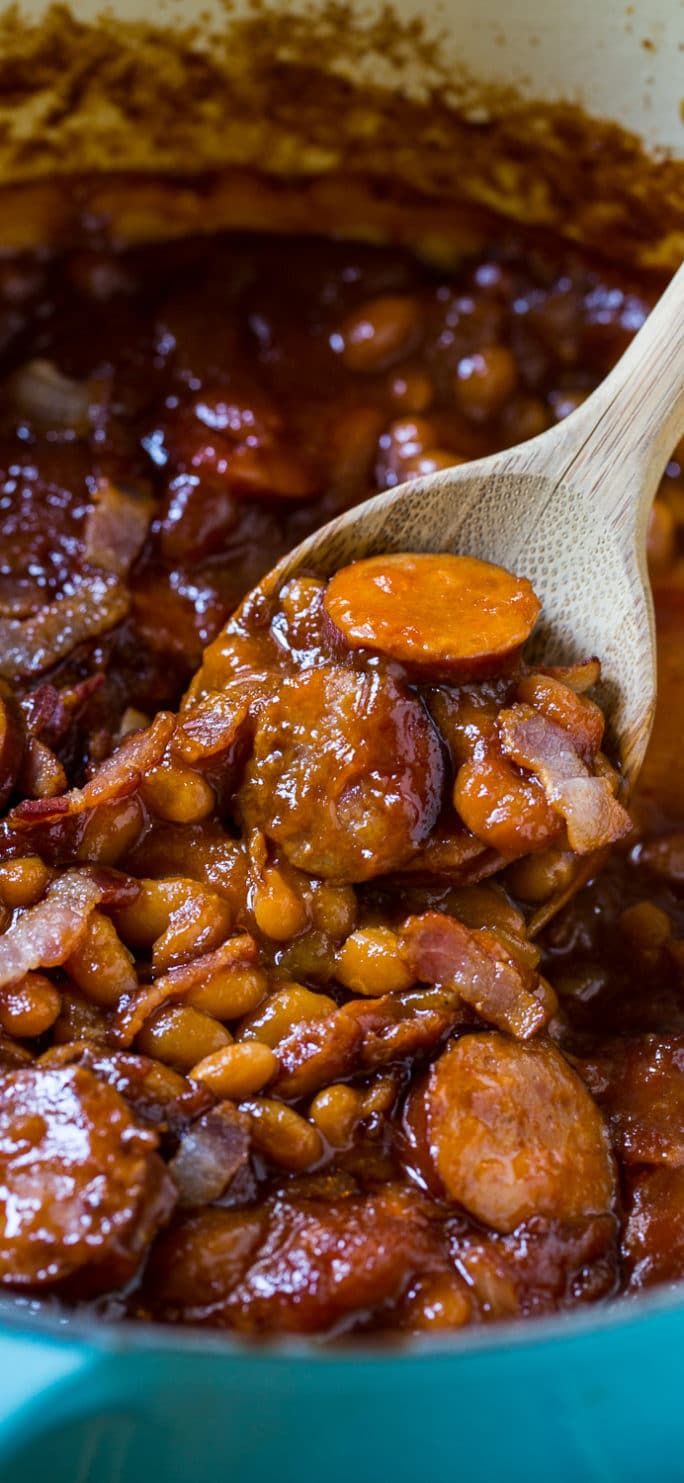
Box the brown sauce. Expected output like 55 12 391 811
0 229 682 1337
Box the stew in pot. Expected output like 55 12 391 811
0 228 681 1336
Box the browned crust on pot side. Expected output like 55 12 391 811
0 2 680 267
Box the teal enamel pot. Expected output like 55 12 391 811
0 2 682 1480
0 1286 684 1482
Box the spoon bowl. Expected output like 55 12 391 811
259 264 684 794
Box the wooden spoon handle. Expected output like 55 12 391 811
560 262 684 542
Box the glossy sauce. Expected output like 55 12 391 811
0 230 681 1337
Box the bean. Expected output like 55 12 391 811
499 395 549 442
53 989 109 1045
310 883 357 940
454 346 517 420
142 762 215 824
241 1097 323 1170
308 1083 362 1148
505 848 577 903
136 1005 231 1072
403 1273 471 1331
336 926 413 996
454 746 561 855
0 856 50 908
187 965 268 1020
388 368 433 413
620 902 672 959
0 973 61 1037
253 867 309 941
239 983 337 1047
77 796 145 865
339 295 422 373
191 1041 277 1099
115 878 232 972
65 910 138 1008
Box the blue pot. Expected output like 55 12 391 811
1 1286 683 1483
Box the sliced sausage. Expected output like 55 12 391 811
404 1032 616 1233
239 663 444 882
323 554 540 681
146 1187 443 1332
0 1065 176 1291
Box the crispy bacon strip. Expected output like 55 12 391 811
400 911 547 1040
173 691 252 766
498 704 632 853
11 711 175 827
111 932 259 1047
0 870 105 988
0 573 129 680
273 986 465 1100
83 479 154 578
169 1102 251 1208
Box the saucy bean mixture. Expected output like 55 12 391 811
0 231 682 1337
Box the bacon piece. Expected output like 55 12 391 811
11 711 175 827
0 869 106 989
111 932 259 1047
516 673 604 760
21 675 104 746
173 691 252 767
83 478 154 577
400 912 547 1039
271 985 465 1099
344 986 465 1068
18 738 67 799
497 704 631 853
0 573 129 680
271 1013 362 1100
169 1101 251 1208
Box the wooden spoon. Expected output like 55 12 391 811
260 262 684 795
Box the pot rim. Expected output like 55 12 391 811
0 1270 682 1362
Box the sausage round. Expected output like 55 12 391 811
404 1032 616 1233
0 1065 176 1291
323 554 541 681
239 663 444 882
